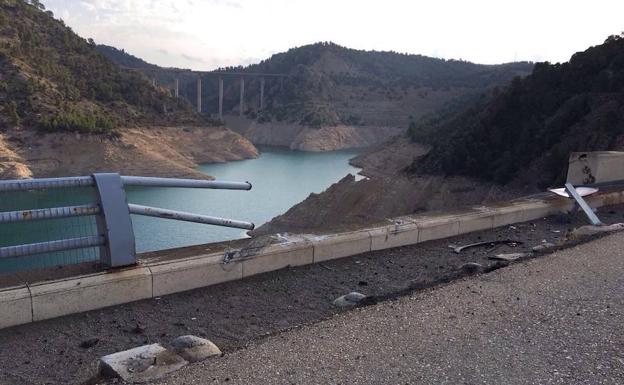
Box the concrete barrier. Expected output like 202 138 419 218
417 215 460 243
2 188 624 330
312 230 371 262
457 208 495 235
0 285 32 329
567 151 624 185
242 241 313 277
150 254 242 297
29 267 152 322
370 221 419 251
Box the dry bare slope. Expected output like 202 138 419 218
2 126 258 179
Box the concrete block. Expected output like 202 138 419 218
0 285 32 329
150 254 242 297
457 209 495 235
312 230 371 262
369 222 419 251
567 151 624 185
30 267 152 322
417 217 460 243
243 241 313 277
99 343 187 383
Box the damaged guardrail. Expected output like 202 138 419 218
0 173 254 269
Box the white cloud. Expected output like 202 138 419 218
43 0 624 70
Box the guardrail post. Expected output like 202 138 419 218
92 173 136 268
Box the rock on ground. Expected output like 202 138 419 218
170 335 222 363
333 292 367 307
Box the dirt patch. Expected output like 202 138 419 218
349 134 430 178
251 172 518 236
0 126 259 179
1 205 623 385
225 116 402 151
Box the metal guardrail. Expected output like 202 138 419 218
0 173 254 268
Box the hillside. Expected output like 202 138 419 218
0 0 259 179
409 34 624 188
96 44 159 71
239 42 532 127
0 0 200 134
103 42 533 129
253 35 624 235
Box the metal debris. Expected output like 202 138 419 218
448 240 522 254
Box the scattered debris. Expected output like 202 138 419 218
79 338 99 349
459 262 484 274
548 186 599 198
449 240 522 254
333 292 367 307
99 343 187 383
489 253 529 262
319 263 335 271
569 223 624 239
532 242 558 253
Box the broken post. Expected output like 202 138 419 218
564 182 603 226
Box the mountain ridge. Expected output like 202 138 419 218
99 41 534 128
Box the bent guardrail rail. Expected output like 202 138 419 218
0 173 254 269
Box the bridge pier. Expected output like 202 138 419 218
218 77 223 120
174 79 179 98
197 76 202 113
239 77 245 117
260 77 265 110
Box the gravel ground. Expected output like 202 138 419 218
0 205 623 384
157 231 624 385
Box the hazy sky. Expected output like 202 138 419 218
43 0 624 70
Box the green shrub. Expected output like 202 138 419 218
38 109 115 133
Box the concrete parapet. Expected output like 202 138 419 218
369 221 419 251
587 190 624 209
0 285 32 329
567 151 624 185
29 268 152 322
417 216 460 243
457 208 495 235
150 254 242 297
2 188 624 330
242 241 313 277
312 230 372 262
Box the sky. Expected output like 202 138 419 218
43 0 624 71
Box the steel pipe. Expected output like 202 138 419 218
0 176 94 192
128 204 255 230
0 204 100 223
0 235 105 259
564 183 603 226
121 176 252 190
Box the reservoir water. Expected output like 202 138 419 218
0 147 361 272
123 146 362 252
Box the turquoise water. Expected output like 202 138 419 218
0 147 361 271
128 146 362 252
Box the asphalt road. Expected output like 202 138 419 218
158 232 624 385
